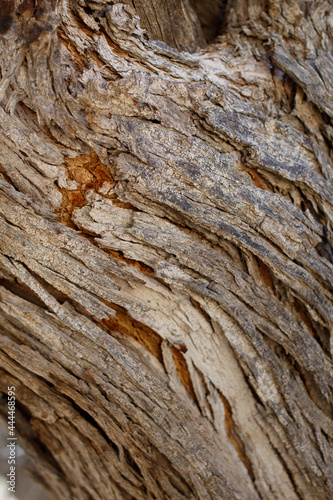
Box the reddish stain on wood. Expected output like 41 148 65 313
57 150 115 228
171 347 197 402
102 304 163 363
244 167 274 192
257 257 276 294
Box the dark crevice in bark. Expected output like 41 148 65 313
150 446 193 497
1 0 332 498
190 296 214 325
266 435 300 498
190 0 228 43
263 332 332 419
71 8 96 38
316 228 333 265
292 297 331 357
119 416 194 497
293 360 333 420
27 270 69 305
123 447 144 479
0 164 16 188
299 196 327 226
0 277 48 309
56 393 123 456
219 389 256 482
240 368 265 410
0 319 32 347
188 362 213 417
245 164 329 228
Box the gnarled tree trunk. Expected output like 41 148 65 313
0 0 332 498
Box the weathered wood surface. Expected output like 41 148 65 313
0 0 332 498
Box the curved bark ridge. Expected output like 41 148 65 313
0 1 332 499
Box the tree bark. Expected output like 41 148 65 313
0 0 332 498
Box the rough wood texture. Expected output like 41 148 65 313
112 0 206 52
0 0 332 498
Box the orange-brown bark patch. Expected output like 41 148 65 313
58 34 87 72
244 167 274 192
257 257 276 294
102 304 163 363
57 150 115 228
65 150 113 190
101 248 157 279
171 347 197 402
57 150 138 230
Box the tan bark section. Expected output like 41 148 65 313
0 0 332 499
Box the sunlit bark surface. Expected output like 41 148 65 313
0 1 333 498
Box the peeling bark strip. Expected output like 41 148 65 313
0 0 333 499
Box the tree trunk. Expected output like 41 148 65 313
0 0 332 498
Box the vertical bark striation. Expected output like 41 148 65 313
0 0 332 498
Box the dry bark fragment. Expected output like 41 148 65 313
0 0 332 499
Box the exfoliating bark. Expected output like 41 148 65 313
0 0 332 499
